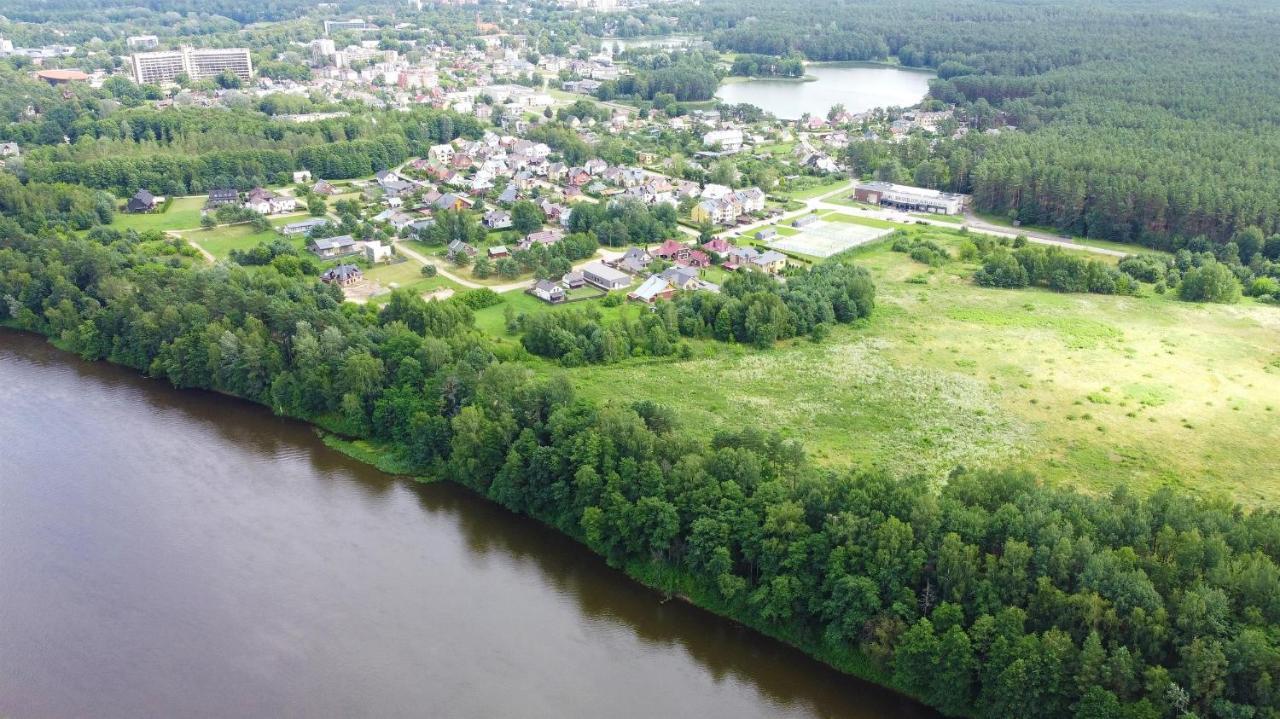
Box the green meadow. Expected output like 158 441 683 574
558 230 1280 505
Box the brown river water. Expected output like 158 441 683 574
0 329 937 719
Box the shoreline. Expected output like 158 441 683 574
1 322 941 717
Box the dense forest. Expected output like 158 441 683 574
679 0 1280 247
4 90 483 194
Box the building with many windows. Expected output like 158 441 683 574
852 181 965 215
131 47 253 85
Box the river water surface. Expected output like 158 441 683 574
0 330 936 719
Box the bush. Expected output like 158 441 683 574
453 288 503 309
1178 261 1241 303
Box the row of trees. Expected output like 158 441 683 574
6 225 1280 719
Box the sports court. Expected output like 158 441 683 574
766 220 894 258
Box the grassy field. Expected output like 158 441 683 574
914 213 964 224
779 178 852 201
559 231 1280 504
112 196 206 233
179 224 285 259
823 212 899 229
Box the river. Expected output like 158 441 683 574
716 62 935 120
0 330 936 719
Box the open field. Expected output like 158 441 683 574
778 178 852 201
560 231 1280 504
177 224 284 259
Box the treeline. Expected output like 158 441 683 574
6 228 1280 719
730 53 805 78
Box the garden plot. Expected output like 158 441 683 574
767 220 893 258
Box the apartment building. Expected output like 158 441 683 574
131 47 253 85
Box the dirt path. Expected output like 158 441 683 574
169 230 216 263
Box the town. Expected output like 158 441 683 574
2 2 987 315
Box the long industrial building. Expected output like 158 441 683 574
131 47 253 85
853 181 965 215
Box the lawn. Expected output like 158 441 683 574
367 274 463 305
779 178 853 201
178 224 286 259
914 213 964 224
559 233 1280 505
822 212 899 229
112 196 206 233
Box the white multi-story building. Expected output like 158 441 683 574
131 47 253 84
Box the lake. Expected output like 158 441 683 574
0 329 936 719
716 62 936 120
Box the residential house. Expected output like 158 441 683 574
702 237 732 256
654 239 691 263
292 170 313 184
613 246 653 275
753 250 788 274
280 217 329 236
582 262 630 291
520 229 563 250
126 189 160 213
320 264 362 286
312 180 338 196
244 188 297 215
364 242 393 264
531 279 566 304
484 210 512 229
206 188 239 209
628 275 675 304
487 245 510 259
309 235 358 258
434 193 473 212
723 246 760 271
562 271 585 289
446 239 477 260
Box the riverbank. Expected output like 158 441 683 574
2 326 942 716
0 322 942 711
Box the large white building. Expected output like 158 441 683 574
853 181 965 215
131 47 253 85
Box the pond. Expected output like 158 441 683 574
716 62 935 120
